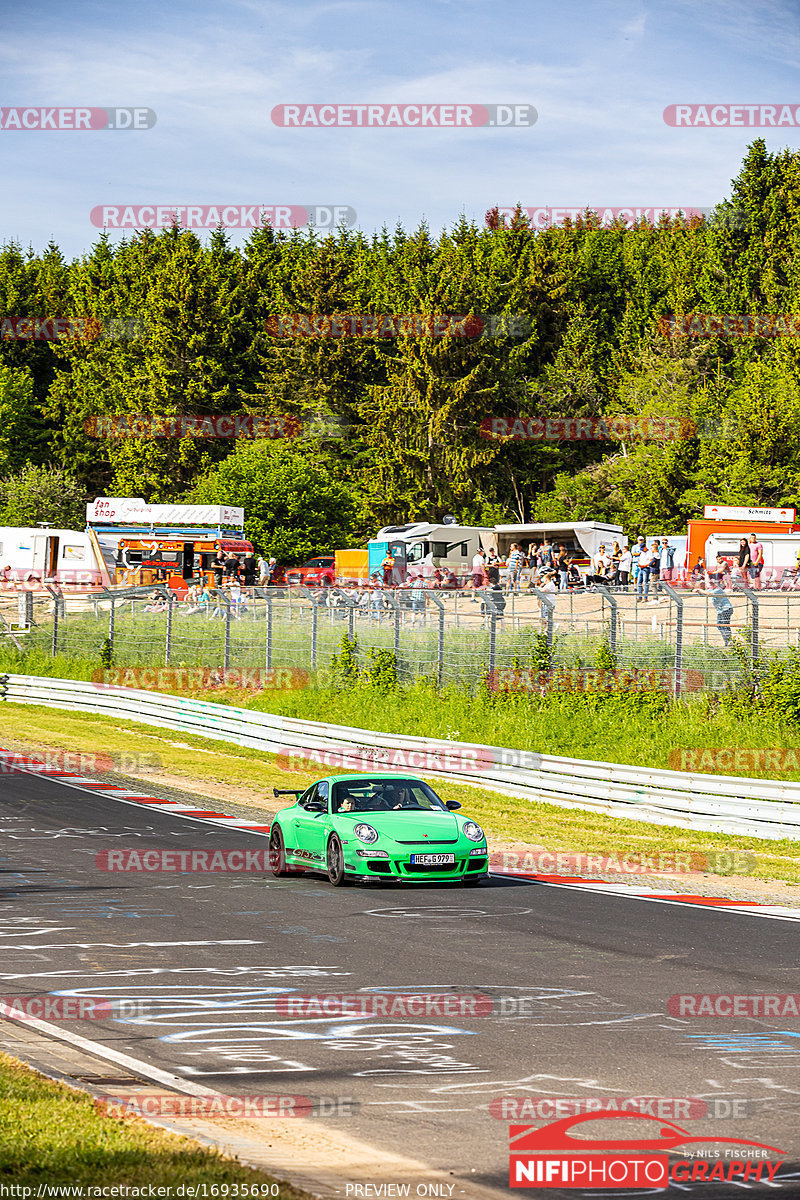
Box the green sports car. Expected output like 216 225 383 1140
268 773 489 886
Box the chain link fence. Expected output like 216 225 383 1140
2 580 799 693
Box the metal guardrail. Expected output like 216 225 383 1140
4 674 800 841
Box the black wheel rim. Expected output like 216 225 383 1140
270 828 283 869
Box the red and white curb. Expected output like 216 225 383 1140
497 871 800 922
3 748 799 920
0 748 272 836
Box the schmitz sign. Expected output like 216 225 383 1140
703 504 795 522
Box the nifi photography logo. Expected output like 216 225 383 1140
508 1112 785 1188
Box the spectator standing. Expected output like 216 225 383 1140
630 535 646 584
748 533 764 587
539 538 554 572
256 554 269 585
212 549 227 588
610 541 623 586
224 552 240 581
737 537 751 580
381 550 395 587
471 548 485 595
659 539 676 583
636 542 658 602
556 544 569 592
505 543 525 594
711 583 734 646
241 551 258 587
267 557 277 585
617 544 632 589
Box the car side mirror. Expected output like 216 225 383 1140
306 799 327 813
445 800 461 811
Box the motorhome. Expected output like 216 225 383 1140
366 518 626 580
369 521 493 580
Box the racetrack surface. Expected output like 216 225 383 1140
1 766 799 1197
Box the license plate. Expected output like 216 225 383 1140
410 853 455 865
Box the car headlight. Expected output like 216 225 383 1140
354 823 378 843
462 821 484 842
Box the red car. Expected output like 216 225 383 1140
284 555 336 587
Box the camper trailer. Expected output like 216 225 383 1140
0 526 107 588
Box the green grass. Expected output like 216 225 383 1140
0 1054 310 1192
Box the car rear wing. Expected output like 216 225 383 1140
273 788 304 798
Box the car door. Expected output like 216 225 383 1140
292 783 329 865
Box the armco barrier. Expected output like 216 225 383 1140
3 674 800 841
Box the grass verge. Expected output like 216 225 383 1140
0 1053 309 1192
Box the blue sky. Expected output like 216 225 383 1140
2 0 800 257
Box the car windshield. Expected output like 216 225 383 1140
332 778 448 814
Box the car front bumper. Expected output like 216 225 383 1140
344 852 489 881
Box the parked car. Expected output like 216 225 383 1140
284 556 336 587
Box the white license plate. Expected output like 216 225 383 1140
410 853 455 865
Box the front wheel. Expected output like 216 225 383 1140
326 835 349 887
269 825 289 876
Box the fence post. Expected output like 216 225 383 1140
426 592 446 688
108 597 115 656
165 591 174 665
265 593 273 672
311 601 318 670
45 585 60 656
733 578 759 668
657 581 683 697
595 585 617 656
529 585 554 650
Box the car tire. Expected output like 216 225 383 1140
269 825 289 876
326 835 349 887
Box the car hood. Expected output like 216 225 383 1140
338 811 465 843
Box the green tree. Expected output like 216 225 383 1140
0 464 86 528
187 439 359 560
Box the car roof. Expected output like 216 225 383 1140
323 773 428 784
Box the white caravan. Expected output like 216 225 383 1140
0 527 108 587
